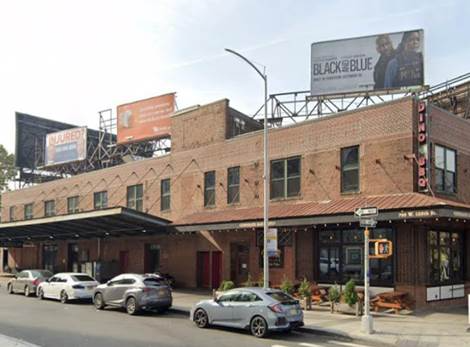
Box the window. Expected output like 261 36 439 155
257 230 293 269
429 230 463 285
160 179 171 211
94 191 108 210
435 145 456 193
227 167 240 204
67 196 79 214
204 171 216 207
24 203 33 220
318 228 394 286
270 157 301 199
127 184 143 212
44 200 55 217
341 146 359 193
9 206 16 221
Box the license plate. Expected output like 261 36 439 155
87 286 95 290
290 308 298 315
158 289 166 296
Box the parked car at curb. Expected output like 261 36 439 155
37 272 98 303
93 273 172 315
190 287 304 338
7 270 53 297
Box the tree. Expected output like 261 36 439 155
0 144 16 192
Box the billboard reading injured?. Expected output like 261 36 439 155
311 30 424 95
45 127 87 166
117 93 175 144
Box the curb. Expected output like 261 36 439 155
168 305 394 346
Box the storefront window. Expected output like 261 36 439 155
428 230 463 285
318 228 394 286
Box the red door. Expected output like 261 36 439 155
211 251 222 289
119 251 129 273
197 252 210 288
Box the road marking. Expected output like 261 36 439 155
332 341 368 347
299 343 324 347
271 345 289 347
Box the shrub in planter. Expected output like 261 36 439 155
344 279 358 306
280 276 294 295
298 278 312 310
328 284 340 313
218 280 235 292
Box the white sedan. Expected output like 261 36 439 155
37 272 99 303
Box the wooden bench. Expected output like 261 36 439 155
371 291 414 314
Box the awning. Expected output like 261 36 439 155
0 207 171 247
173 193 470 232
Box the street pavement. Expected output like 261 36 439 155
0 289 377 347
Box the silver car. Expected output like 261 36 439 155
190 287 304 338
93 274 172 315
7 270 53 297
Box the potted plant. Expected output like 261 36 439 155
243 273 254 287
328 283 340 313
213 280 235 299
298 278 312 310
280 275 294 295
343 279 360 316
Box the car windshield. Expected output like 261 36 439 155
267 292 298 305
71 275 95 282
30 270 53 278
143 278 164 286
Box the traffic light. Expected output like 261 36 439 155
369 239 393 258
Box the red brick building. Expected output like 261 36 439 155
2 96 470 309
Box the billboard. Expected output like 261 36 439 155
45 127 87 166
311 30 424 95
117 93 175 144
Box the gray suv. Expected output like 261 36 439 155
93 274 172 315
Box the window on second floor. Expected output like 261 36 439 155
435 145 456 194
341 146 360 193
9 206 16 222
270 157 301 199
67 196 80 214
24 203 33 220
44 200 56 217
160 179 171 211
127 184 143 212
94 191 108 210
204 171 216 207
227 167 240 204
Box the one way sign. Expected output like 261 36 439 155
354 207 379 218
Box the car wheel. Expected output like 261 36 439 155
24 286 30 297
250 316 268 338
37 288 44 300
60 290 69 304
194 308 209 328
94 293 105 310
126 297 139 315
7 284 13 294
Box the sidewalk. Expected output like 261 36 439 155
171 289 470 346
0 335 39 347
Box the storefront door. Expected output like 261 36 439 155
43 245 58 272
230 243 250 285
144 244 160 273
211 251 222 289
67 243 79 272
119 251 129 273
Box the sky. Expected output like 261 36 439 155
0 0 469 154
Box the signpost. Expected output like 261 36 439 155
354 206 378 335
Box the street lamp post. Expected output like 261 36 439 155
225 48 269 289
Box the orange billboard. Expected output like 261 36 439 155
117 93 175 144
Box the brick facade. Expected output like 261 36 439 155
3 96 470 309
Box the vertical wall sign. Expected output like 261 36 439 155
417 101 429 192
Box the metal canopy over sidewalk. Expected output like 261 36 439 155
0 207 171 246
174 193 470 232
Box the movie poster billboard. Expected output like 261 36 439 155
311 30 424 95
45 127 87 166
117 93 175 144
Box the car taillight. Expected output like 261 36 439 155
72 284 85 289
268 303 284 313
32 279 40 286
142 287 152 293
